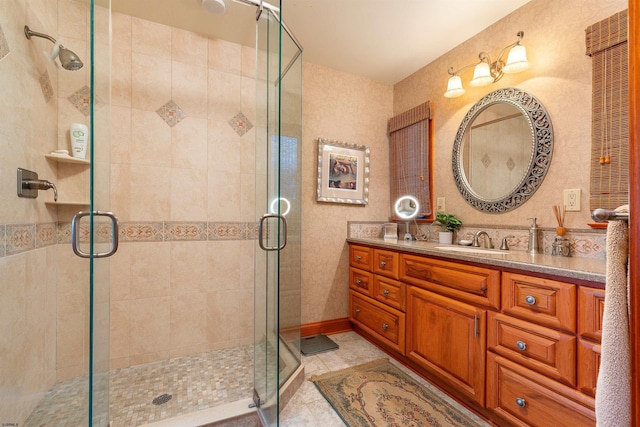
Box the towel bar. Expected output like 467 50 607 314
591 208 629 222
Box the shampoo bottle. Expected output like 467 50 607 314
70 123 88 159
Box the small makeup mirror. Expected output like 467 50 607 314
269 197 291 216
394 195 420 240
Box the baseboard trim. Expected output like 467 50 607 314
300 318 352 337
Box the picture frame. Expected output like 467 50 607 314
317 138 370 205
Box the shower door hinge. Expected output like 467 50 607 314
250 389 262 408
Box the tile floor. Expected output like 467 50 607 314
22 332 489 427
279 331 490 427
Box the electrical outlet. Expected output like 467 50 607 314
436 197 445 213
563 189 581 212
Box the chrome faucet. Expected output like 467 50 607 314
472 231 493 249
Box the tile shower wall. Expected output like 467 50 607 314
108 13 257 369
1 0 68 422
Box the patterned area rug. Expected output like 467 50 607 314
310 358 483 427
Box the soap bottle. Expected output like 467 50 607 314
527 217 540 254
70 123 88 159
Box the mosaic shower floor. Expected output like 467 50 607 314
23 345 254 427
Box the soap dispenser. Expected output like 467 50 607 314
527 217 541 254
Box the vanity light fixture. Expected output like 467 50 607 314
444 31 529 98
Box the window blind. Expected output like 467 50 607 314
388 102 433 217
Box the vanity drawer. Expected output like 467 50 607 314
400 253 500 310
373 275 405 311
578 286 605 342
349 267 373 296
487 353 595 427
488 312 576 386
577 339 601 397
372 249 399 279
502 272 577 333
350 245 372 271
349 291 405 354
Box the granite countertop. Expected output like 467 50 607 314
347 237 606 284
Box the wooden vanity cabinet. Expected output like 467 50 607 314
406 286 487 405
347 243 603 427
348 244 406 355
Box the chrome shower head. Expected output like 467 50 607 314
24 25 84 71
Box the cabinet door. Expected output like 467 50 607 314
406 286 486 405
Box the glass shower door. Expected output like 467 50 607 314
254 2 302 425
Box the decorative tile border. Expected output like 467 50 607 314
0 221 257 257
6 224 36 256
348 221 608 260
165 222 208 241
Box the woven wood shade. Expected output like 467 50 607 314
586 9 629 211
388 102 432 217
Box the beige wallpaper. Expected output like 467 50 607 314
394 0 627 230
300 63 393 324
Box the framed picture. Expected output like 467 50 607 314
317 138 370 205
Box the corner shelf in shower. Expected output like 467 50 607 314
44 154 90 165
45 200 90 207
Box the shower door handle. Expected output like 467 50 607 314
71 211 119 258
258 213 287 251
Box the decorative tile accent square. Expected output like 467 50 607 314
119 222 164 242
228 112 253 136
39 70 54 103
36 223 57 247
0 24 9 62
506 157 515 171
481 153 492 168
157 100 186 127
0 225 5 257
347 222 384 239
68 85 91 116
6 224 35 255
57 222 72 244
165 222 208 241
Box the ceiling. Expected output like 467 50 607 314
111 0 532 84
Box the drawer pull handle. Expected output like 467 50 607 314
515 397 526 408
355 255 362 261
355 308 360 314
525 295 536 305
382 323 389 330
380 261 386 267
516 341 527 351
383 289 389 296
355 279 362 285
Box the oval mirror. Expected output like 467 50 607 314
452 88 553 213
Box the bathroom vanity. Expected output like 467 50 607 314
347 238 605 427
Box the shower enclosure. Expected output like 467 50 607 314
0 0 301 425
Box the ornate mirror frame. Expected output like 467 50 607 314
452 88 554 213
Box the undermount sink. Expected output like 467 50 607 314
434 246 510 255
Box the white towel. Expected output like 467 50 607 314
595 205 630 427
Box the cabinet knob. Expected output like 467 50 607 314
355 308 360 314
355 279 362 285
515 397 526 408
525 295 536 305
380 261 386 267
516 341 527 351
355 255 362 261
382 323 389 330
383 289 389 296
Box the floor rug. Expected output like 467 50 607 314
310 358 484 427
